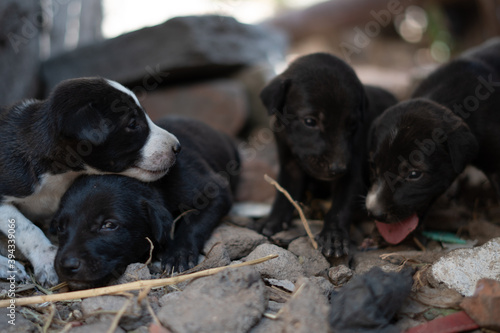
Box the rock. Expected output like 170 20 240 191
114 263 151 285
203 223 268 260
264 278 295 293
141 79 248 137
278 278 331 333
271 219 324 247
0 0 41 106
288 237 330 276
352 249 404 275
81 295 144 330
157 266 266 333
328 265 354 286
68 322 125 333
41 15 287 93
431 238 500 296
245 244 304 282
0 307 35 332
302 276 335 298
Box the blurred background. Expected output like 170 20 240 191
1 0 499 203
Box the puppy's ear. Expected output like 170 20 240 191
142 199 173 246
447 124 479 174
260 78 291 115
61 103 108 145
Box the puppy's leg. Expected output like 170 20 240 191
161 187 233 273
261 159 307 236
0 255 28 281
317 173 361 257
0 204 58 286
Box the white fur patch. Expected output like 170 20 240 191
366 182 384 213
5 171 82 221
106 79 141 108
122 115 180 182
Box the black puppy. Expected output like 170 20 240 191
53 117 239 290
366 38 500 244
0 77 180 285
260 53 398 257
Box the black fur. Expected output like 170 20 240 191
260 53 398 257
366 38 500 225
53 117 240 290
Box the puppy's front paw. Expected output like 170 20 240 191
32 245 59 286
316 228 350 258
160 246 199 274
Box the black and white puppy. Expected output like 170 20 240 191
0 78 180 285
53 117 240 290
260 53 398 257
366 38 500 244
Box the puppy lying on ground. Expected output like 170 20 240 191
260 53 398 257
366 38 500 244
0 78 180 285
53 117 239 290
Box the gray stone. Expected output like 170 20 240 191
288 236 330 276
252 278 330 333
203 223 268 260
328 265 353 286
114 263 151 285
245 244 304 282
157 266 267 333
299 276 335 298
141 79 248 137
81 295 144 329
41 15 287 93
431 237 500 296
0 0 41 106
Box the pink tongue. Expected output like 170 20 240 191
375 214 419 245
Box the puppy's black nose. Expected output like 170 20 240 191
172 142 182 155
368 210 388 222
61 256 81 273
329 163 347 175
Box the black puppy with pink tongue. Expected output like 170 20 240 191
366 38 500 244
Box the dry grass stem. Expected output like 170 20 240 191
0 254 278 308
106 297 133 333
264 174 318 249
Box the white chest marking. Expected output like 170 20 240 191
5 172 82 220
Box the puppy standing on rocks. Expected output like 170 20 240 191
260 53 398 257
366 38 500 245
0 77 180 285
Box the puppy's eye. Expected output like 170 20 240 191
407 170 423 181
303 117 318 128
57 224 65 233
101 220 118 231
127 117 138 130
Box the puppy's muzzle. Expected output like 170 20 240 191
329 162 347 176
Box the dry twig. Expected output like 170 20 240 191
0 254 278 308
264 174 318 249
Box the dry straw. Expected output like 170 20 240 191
0 254 278 308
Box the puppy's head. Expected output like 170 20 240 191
365 99 478 242
53 175 172 290
50 77 181 182
260 53 368 180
